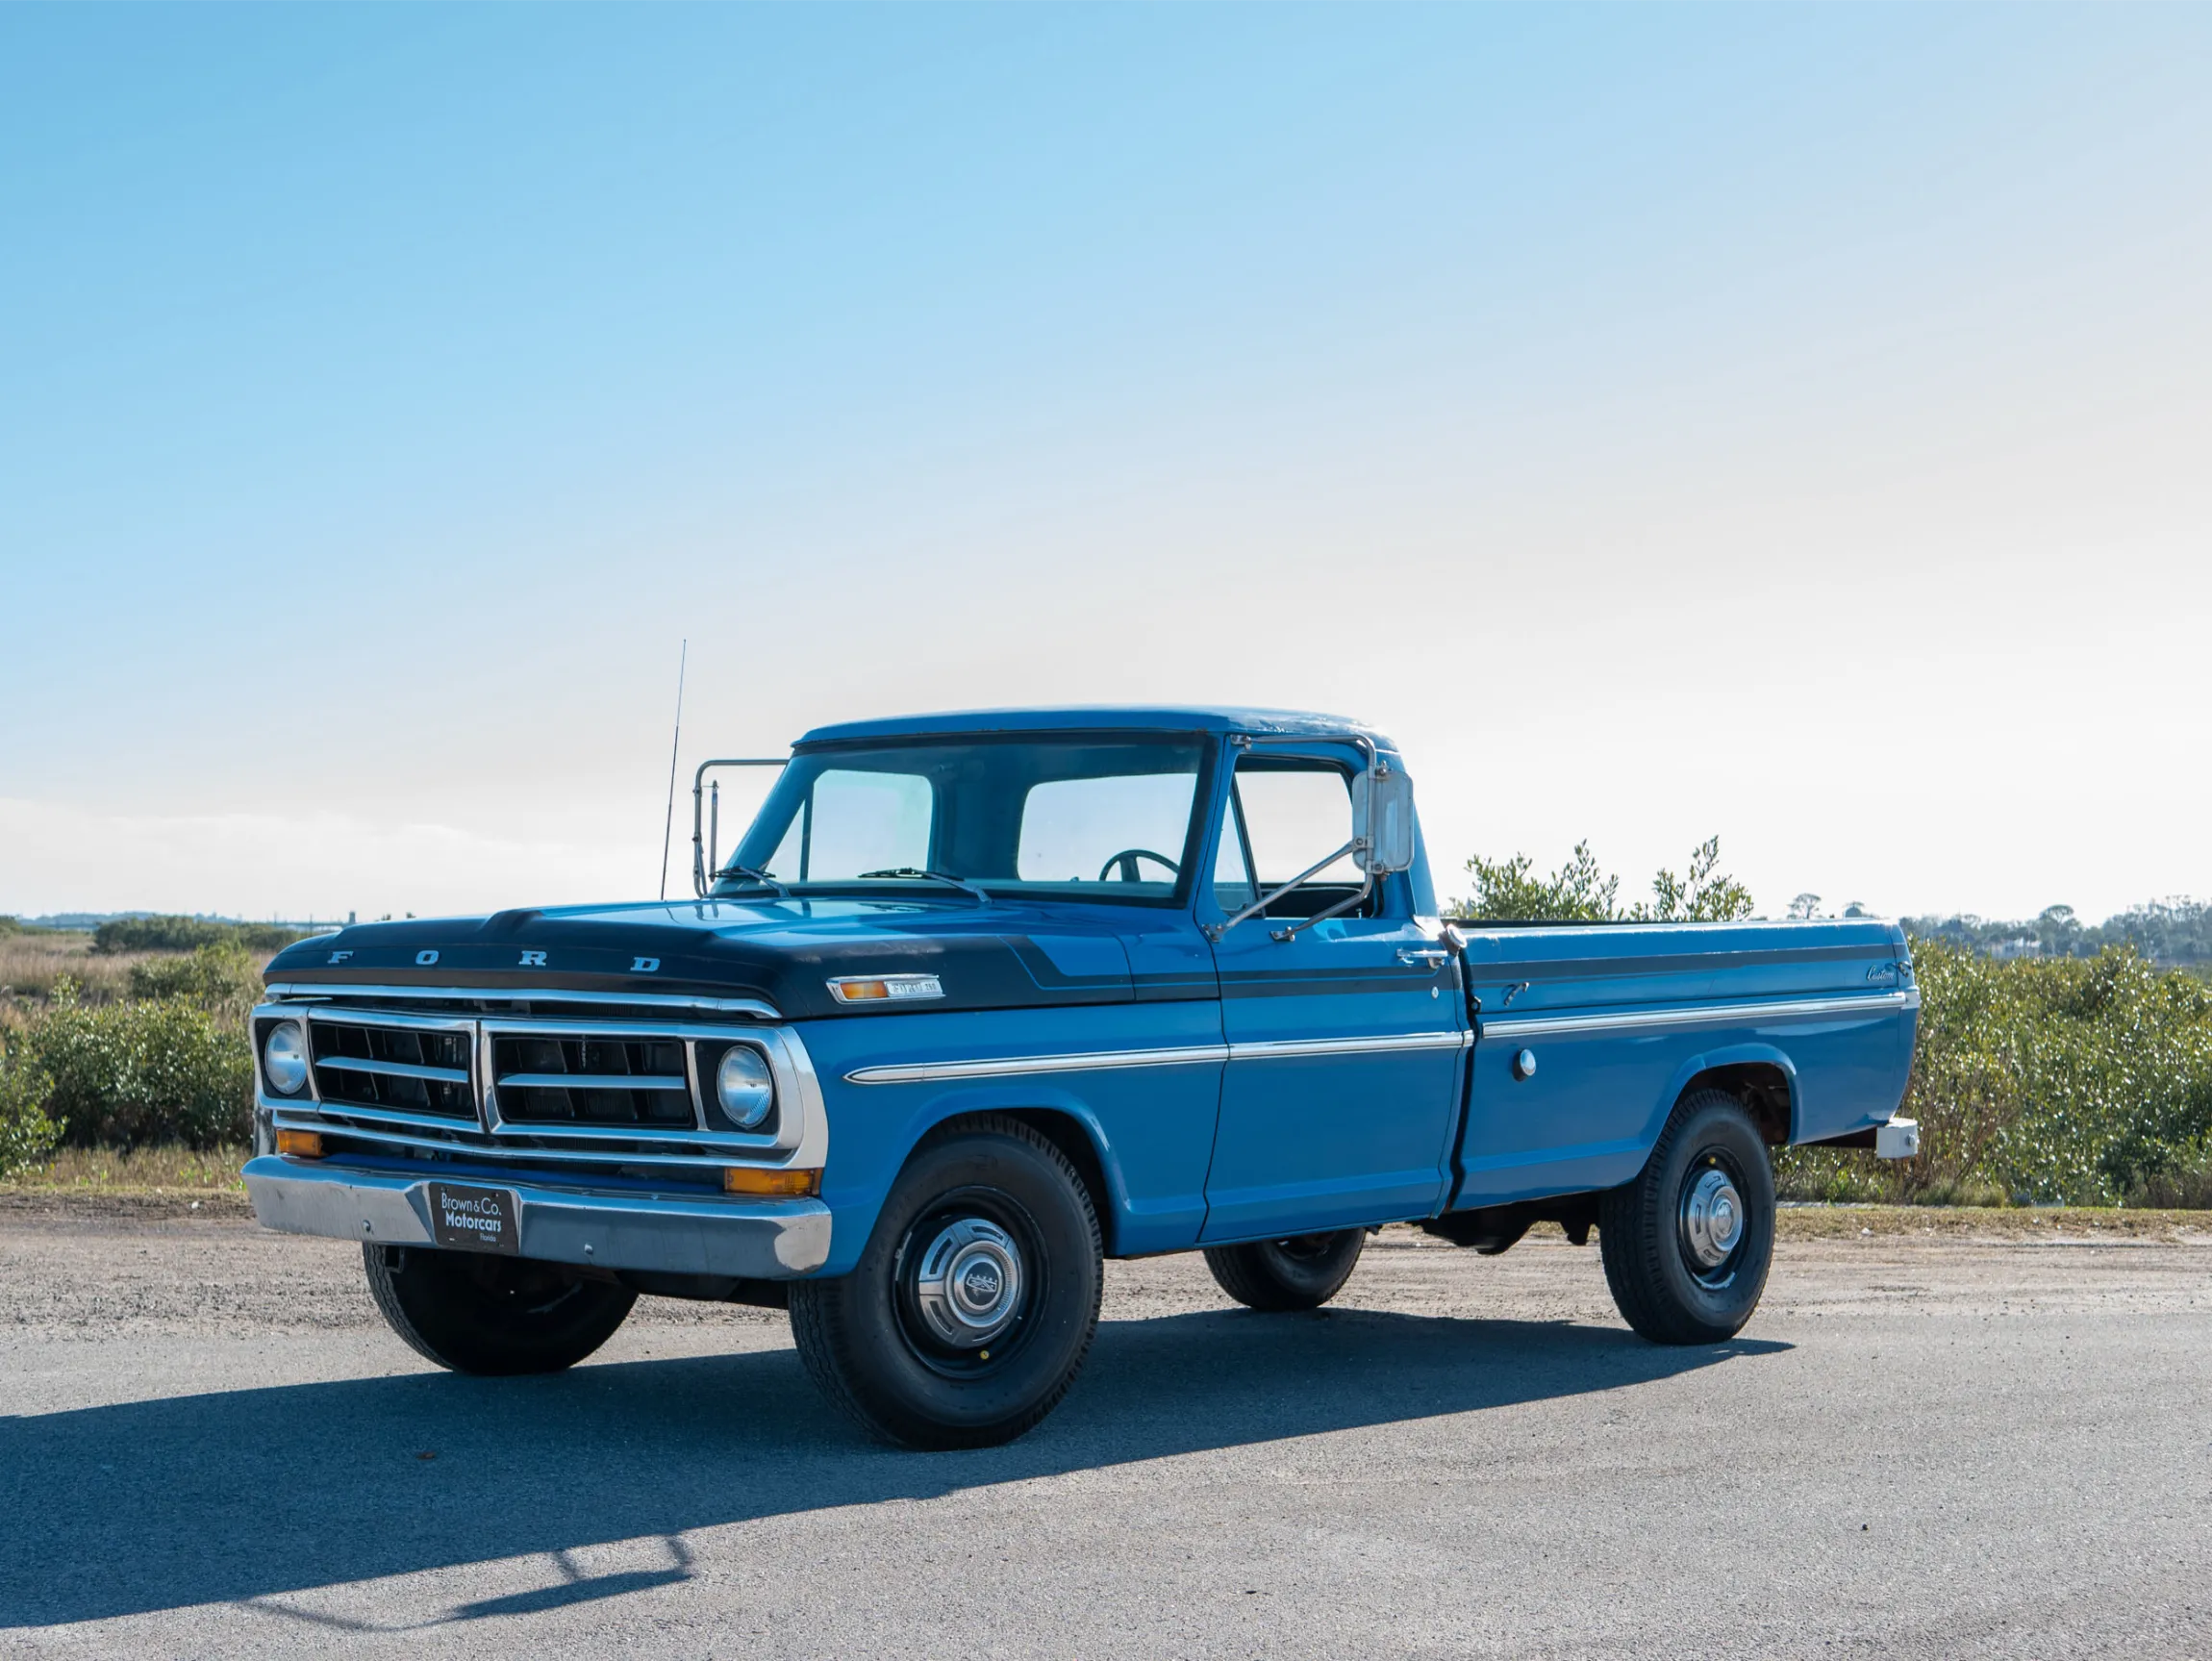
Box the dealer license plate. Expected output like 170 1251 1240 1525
427 1182 520 1255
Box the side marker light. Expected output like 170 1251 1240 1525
723 1167 820 1197
827 973 943 1005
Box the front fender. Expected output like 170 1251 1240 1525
794 1002 1223 1276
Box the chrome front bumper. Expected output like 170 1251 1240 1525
242 1156 832 1278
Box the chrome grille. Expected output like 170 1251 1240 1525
490 1034 694 1128
310 1018 475 1120
255 989 824 1177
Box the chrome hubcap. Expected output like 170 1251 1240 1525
913 1218 1024 1347
1681 1167 1744 1269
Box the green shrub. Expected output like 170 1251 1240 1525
0 1039 63 1179
1454 837 1752 923
26 980 254 1149
1775 940 2212 1206
93 916 302 955
126 941 264 1023
92 916 226 954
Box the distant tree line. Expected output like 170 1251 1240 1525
1449 835 2207 970
1 915 311 951
1903 900 2212 968
88 916 306 954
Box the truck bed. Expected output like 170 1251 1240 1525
1448 918 1916 1208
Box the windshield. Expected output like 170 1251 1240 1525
718 734 1210 905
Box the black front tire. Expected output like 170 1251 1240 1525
363 1245 637 1375
1597 1089 1774 1345
1203 1229 1367 1312
789 1116 1103 1450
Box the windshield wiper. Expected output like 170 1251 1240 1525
857 868 993 905
712 864 790 900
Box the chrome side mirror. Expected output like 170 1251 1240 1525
1353 763 1416 874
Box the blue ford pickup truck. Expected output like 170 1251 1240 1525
244 707 1920 1448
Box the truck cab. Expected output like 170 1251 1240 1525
244 706 1919 1447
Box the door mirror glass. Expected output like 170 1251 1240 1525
1353 765 1416 874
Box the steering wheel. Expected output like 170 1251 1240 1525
1097 848 1181 883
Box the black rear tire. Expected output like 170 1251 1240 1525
788 1116 1102 1450
363 1245 636 1375
1202 1229 1367 1312
1597 1088 1774 1345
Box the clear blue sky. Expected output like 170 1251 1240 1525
4 5 2207 923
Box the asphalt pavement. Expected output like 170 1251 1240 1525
2 1205 2206 1657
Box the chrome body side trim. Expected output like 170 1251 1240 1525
244 1156 830 1278
1229 1031 1470 1061
1482 991 1917 1041
266 983 781 1020
845 1044 1232 1086
841 993 1906 1087
842 1028 1470 1086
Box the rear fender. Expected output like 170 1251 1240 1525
1647 1043 1801 1145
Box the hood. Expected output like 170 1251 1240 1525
263 896 1152 1019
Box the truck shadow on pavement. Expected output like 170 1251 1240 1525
1 1306 1786 1628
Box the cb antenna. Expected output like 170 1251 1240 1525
657 639 689 900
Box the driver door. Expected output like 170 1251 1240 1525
1200 753 1464 1242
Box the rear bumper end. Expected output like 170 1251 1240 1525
1874 1117 1921 1160
242 1156 832 1278
1799 1114 1922 1159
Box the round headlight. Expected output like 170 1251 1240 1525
263 1021 309 1095
715 1044 775 1130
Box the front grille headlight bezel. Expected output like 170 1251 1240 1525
261 1019 310 1096
709 1041 777 1132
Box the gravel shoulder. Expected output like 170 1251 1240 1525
13 1185 2207 1238
3 1207 2207 1657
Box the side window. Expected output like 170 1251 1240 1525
1236 766 1359 884
792 769 934 879
1212 762 1364 917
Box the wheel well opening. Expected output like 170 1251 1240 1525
928 1109 1118 1256
1682 1063 1793 1145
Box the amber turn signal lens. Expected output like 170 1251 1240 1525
825 973 944 1005
723 1166 819 1197
276 1129 324 1159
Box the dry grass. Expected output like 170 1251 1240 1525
8 1143 251 1193
0 931 282 1043
0 930 152 1013
1772 1203 2212 1241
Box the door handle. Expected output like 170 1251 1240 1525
1396 947 1451 969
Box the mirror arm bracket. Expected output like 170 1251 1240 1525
1203 838 1363 943
1267 868 1376 943
690 758 791 898
1203 730 1407 944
